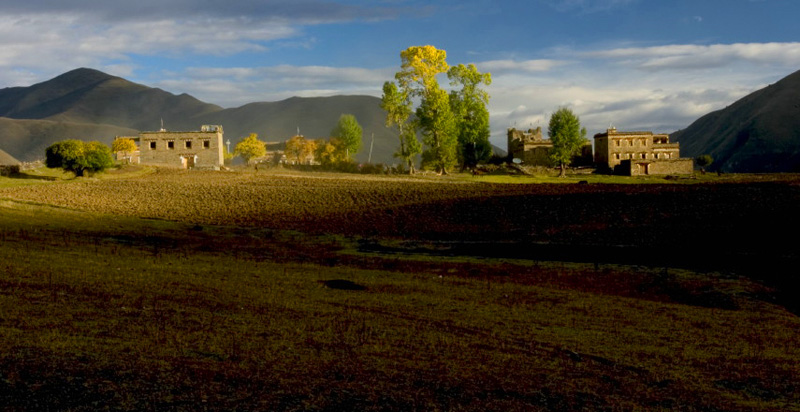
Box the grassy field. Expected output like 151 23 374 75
1 167 799 411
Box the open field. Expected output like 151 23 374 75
1 168 799 411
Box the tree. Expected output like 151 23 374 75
83 141 115 174
448 63 492 170
315 138 348 167
381 81 421 174
330 114 362 161
234 133 267 165
111 137 137 164
548 107 587 177
46 139 114 177
285 135 320 165
394 45 457 174
285 135 306 164
417 86 457 173
696 154 713 173
302 139 320 164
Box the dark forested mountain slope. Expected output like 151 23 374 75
672 69 800 172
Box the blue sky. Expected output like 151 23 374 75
1 0 798 147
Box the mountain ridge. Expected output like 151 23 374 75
0 68 400 164
671 69 800 172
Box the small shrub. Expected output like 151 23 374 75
0 165 20 177
359 163 387 175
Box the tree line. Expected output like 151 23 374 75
380 45 590 176
232 114 364 168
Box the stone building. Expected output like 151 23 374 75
593 128 693 175
507 127 593 167
135 125 224 170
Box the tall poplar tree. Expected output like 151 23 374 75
448 63 492 170
394 45 457 175
381 81 421 174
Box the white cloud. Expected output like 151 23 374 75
0 1 413 85
540 0 638 13
585 42 800 71
483 42 800 148
479 59 567 74
154 65 395 107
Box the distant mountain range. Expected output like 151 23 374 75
671 69 800 172
2 67 800 172
0 68 400 164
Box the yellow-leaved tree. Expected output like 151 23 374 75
234 133 267 165
393 45 457 175
111 137 137 164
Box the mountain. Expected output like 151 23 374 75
671 69 800 172
0 68 401 164
0 147 19 165
0 68 221 131
196 96 398 164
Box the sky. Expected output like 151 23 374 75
1 0 799 148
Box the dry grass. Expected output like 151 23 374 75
0 169 799 411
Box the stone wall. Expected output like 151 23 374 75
508 127 592 167
138 125 224 170
619 159 694 176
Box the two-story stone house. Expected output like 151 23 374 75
593 128 693 175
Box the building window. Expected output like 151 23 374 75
203 140 210 149
615 153 620 159
167 141 175 150
185 140 192 149
615 140 621 147
641 153 647 159
149 141 156 150
642 139 647 146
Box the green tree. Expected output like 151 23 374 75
84 141 115 174
548 107 587 177
381 81 421 174
111 137 137 164
448 63 492 170
234 133 267 165
394 45 457 175
696 154 713 173
417 86 457 173
46 139 114 177
330 114 362 161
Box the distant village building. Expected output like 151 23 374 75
507 127 593 167
119 125 224 170
264 141 287 164
593 128 693 175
